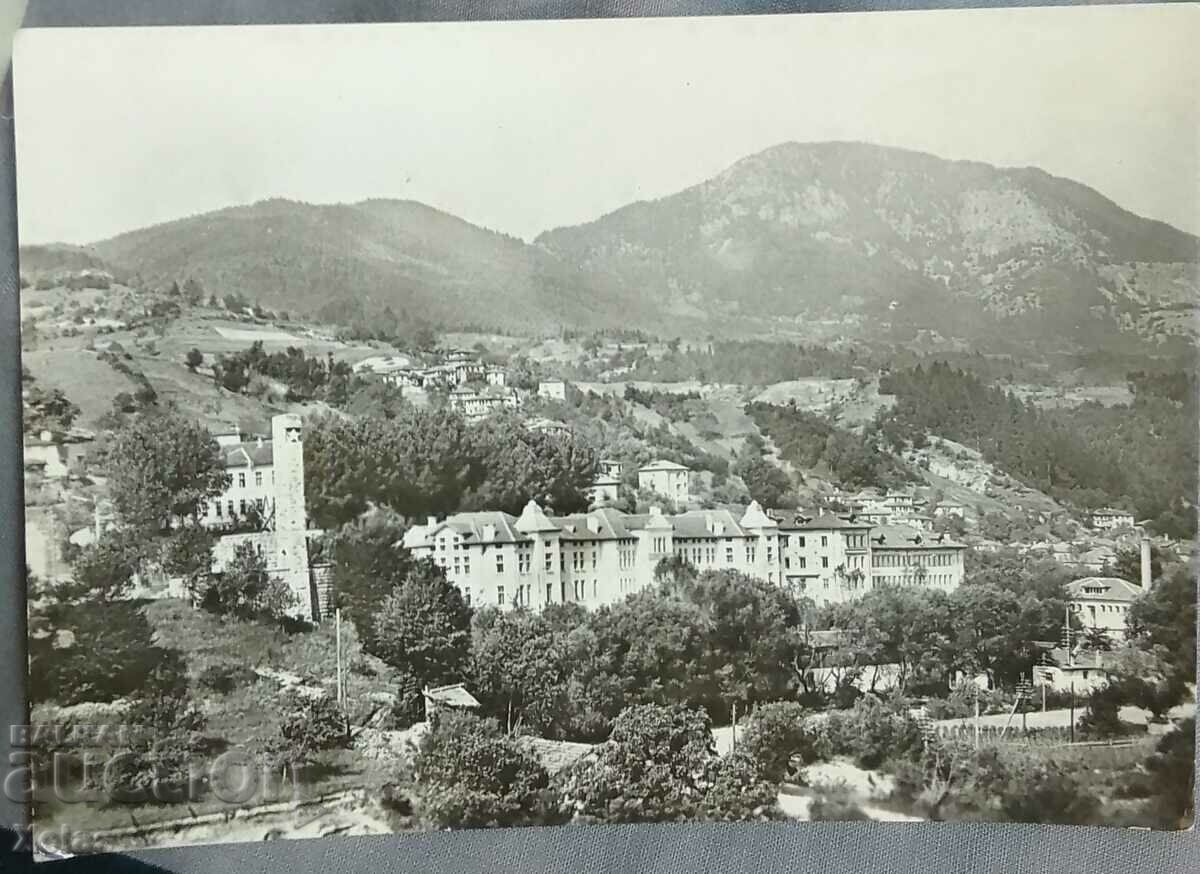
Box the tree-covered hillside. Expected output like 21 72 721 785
876 362 1197 537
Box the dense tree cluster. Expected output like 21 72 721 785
304 408 598 529
211 340 360 404
23 385 81 436
745 401 913 490
876 362 1197 536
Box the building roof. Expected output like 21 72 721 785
776 512 871 532
1043 647 1120 671
515 499 559 533
639 459 689 473
553 509 637 542
222 441 274 468
1092 507 1133 516
807 629 856 650
526 417 571 432
423 683 480 709
525 739 593 775
1066 576 1143 603
869 524 963 550
670 508 748 539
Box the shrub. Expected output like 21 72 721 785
197 662 258 695
809 795 871 822
413 710 561 829
1077 683 1129 740
740 701 819 782
700 750 783 822
816 695 924 770
272 691 350 770
197 542 297 622
1143 718 1195 828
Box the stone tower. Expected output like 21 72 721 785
270 414 313 619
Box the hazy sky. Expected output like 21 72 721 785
13 4 1200 245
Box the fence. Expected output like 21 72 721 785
933 722 1142 749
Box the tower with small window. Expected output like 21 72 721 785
271 414 314 618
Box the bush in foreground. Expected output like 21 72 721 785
413 710 563 829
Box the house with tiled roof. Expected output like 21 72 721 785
448 385 520 420
1089 507 1135 531
422 683 480 721
1066 576 1143 640
637 459 690 504
200 434 277 528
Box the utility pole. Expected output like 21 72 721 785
973 687 980 750
1069 680 1076 745
335 608 344 708
731 700 738 754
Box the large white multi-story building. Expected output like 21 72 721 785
402 500 967 611
776 512 873 605
868 525 966 592
202 427 278 526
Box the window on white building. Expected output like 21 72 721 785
255 470 263 487
238 472 246 488
497 585 506 605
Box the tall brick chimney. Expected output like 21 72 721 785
1140 535 1153 589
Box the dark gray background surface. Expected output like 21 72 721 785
2 1 1196 871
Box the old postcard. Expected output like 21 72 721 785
12 4 1198 856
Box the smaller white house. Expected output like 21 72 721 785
933 502 964 519
537 380 567 401
1090 507 1135 531
638 459 690 504
449 386 520 420
1066 576 1143 640
1037 648 1116 695
588 474 621 506
23 433 70 479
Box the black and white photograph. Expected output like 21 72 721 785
12 3 1199 855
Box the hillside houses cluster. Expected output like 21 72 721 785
353 349 507 389
353 349 577 422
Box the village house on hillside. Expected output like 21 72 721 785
637 459 690 504
537 379 567 401
1089 507 1136 531
448 385 520 420
355 349 505 391
22 428 94 480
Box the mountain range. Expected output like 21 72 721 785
21 141 1200 351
